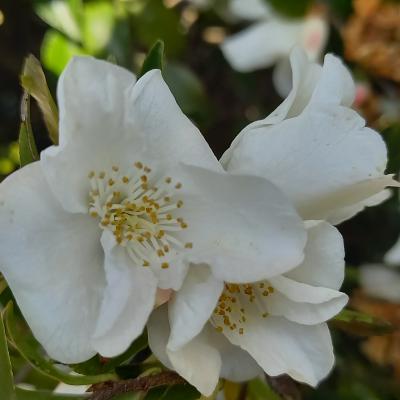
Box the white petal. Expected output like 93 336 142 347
148 307 221 397
229 0 272 20
207 327 263 382
286 221 345 290
272 58 293 98
180 165 306 283
91 232 157 357
360 265 400 302
300 16 328 62
221 20 302 73
42 58 220 213
384 234 400 266
224 101 392 221
224 317 334 386
168 265 224 351
147 305 173 370
268 276 347 324
220 47 322 167
328 188 392 225
0 162 104 363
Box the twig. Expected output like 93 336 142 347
87 371 186 400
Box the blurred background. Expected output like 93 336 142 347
1 0 400 399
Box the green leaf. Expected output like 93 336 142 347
248 379 280 400
71 333 148 375
15 387 85 400
266 0 313 18
82 1 116 54
163 63 209 121
36 0 82 42
4 303 117 385
21 54 59 144
41 30 87 76
19 92 39 167
330 309 394 336
139 40 165 78
0 307 16 400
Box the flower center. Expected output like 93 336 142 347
87 162 192 269
211 282 274 335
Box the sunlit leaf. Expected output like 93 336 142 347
139 40 165 78
19 92 39 167
41 31 87 76
0 307 16 400
4 303 117 386
330 309 394 336
248 379 280 400
82 1 115 54
36 0 82 42
21 55 59 144
15 387 84 400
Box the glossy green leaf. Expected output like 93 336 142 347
0 307 16 400
139 40 165 78
4 303 117 386
41 31 87 76
163 63 209 121
36 0 82 41
71 333 148 376
19 93 39 167
266 0 313 18
330 309 394 336
15 387 84 400
248 379 280 400
21 55 59 144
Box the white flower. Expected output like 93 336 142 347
220 0 328 96
147 48 397 396
148 220 348 395
221 47 397 225
0 57 307 364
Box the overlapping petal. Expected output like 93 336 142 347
0 162 104 363
42 57 221 213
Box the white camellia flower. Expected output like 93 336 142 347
147 48 398 396
220 0 328 96
0 57 307 364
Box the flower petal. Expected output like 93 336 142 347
224 100 392 222
224 317 334 386
221 20 302 73
42 58 220 213
148 306 221 397
285 221 345 290
168 265 224 351
384 234 400 266
180 165 306 283
229 0 272 20
360 265 400 302
92 231 157 357
0 162 104 363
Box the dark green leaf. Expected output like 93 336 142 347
330 309 394 336
145 384 200 400
4 303 117 385
266 0 313 18
19 92 39 167
0 307 16 400
71 334 148 376
21 54 59 144
139 40 165 78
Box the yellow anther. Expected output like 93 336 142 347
99 172 106 179
161 262 169 269
239 328 244 335
143 260 150 267
177 200 183 208
175 182 182 189
157 249 165 257
165 177 172 184
164 196 171 202
122 176 130 183
268 286 274 293
144 166 151 173
88 171 95 178
134 162 143 169
90 211 98 218
112 165 119 172
216 326 223 333
108 179 115 186
163 245 169 252
140 175 148 183
185 242 193 249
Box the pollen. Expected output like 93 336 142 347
87 163 192 272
